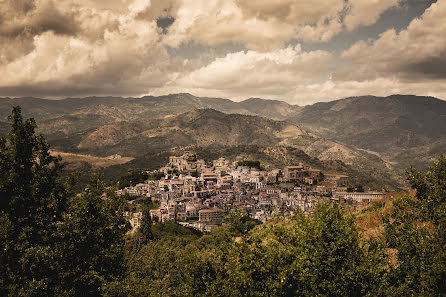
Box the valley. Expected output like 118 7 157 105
1 93 444 190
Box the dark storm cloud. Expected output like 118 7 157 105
0 0 79 63
0 84 113 98
0 0 78 38
0 83 150 98
402 0 437 8
402 51 446 79
0 57 174 97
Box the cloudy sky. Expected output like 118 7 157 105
0 0 445 104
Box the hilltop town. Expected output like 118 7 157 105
120 153 385 232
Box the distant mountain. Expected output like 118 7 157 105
287 95 446 169
0 93 301 124
64 108 309 156
41 107 400 190
238 98 302 120
0 121 9 135
2 93 442 188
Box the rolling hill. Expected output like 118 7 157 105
2 93 442 171
17 106 407 189
1 93 443 189
0 93 300 124
287 95 446 169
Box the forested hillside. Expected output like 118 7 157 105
1 107 445 296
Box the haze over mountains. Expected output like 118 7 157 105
0 93 444 189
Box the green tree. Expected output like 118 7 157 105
137 209 154 247
116 169 149 189
0 107 129 296
217 203 386 297
298 203 385 296
383 155 446 296
224 209 261 235
0 106 74 296
55 171 129 296
105 222 204 297
237 160 261 169
111 203 387 297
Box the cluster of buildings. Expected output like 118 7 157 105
120 153 385 232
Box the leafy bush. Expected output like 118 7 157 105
237 160 261 169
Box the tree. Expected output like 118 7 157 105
224 208 261 235
0 107 129 296
0 106 74 296
217 203 386 297
116 169 149 189
137 209 153 247
237 160 261 169
383 155 446 296
106 222 204 297
55 171 129 296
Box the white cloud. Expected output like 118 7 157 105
162 0 296 50
148 45 332 100
287 78 446 105
0 0 443 102
0 4 176 97
180 46 330 88
163 0 399 50
338 0 446 81
235 0 345 24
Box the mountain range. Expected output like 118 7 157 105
0 93 444 190
287 95 446 169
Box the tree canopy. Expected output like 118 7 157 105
1 106 445 296
383 155 446 296
0 107 128 296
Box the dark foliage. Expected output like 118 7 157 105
237 160 261 169
0 107 128 296
115 169 149 189
1 106 445 297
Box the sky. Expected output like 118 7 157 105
0 0 445 105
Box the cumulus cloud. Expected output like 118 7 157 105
0 0 190 97
235 0 344 24
153 0 446 106
0 28 173 97
177 45 331 90
337 0 446 82
149 45 332 101
0 0 79 62
0 0 442 101
288 78 446 105
135 0 181 20
0 0 78 38
162 0 401 50
154 72 446 106
161 0 294 50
